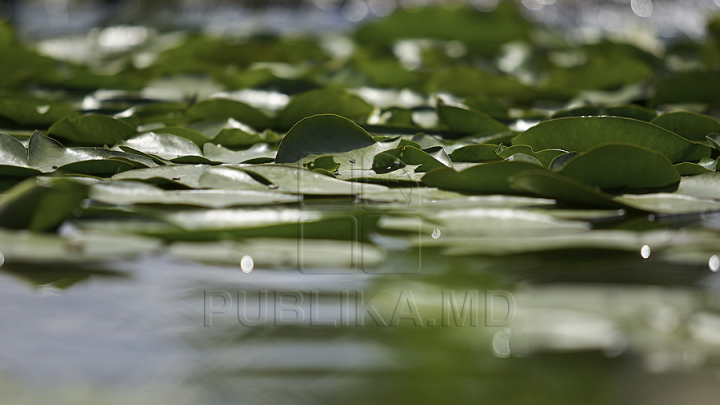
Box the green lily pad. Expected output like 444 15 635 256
0 132 41 178
674 158 717 176
231 164 389 195
511 117 710 164
653 71 720 106
615 193 720 215
27 131 143 175
203 143 276 164
556 144 681 191
373 145 451 174
184 98 274 130
436 101 509 136
89 180 298 208
604 105 657 122
0 177 87 231
551 106 601 119
275 114 377 164
448 144 502 163
212 126 281 148
120 132 203 160
421 161 544 194
496 145 567 168
169 238 386 269
509 170 623 209
651 111 720 142
0 95 79 127
112 164 212 188
709 133 720 151
48 114 137 146
0 228 163 264
276 89 374 130
152 126 210 147
676 172 720 199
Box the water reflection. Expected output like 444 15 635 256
1 241 720 403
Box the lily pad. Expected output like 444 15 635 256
184 98 274 130
275 114 377 164
651 111 720 142
509 170 624 209
436 101 509 136
421 161 544 195
203 143 276 164
48 114 137 146
511 117 710 164
674 158 717 176
89 180 298 208
448 144 502 163
0 95 79 127
556 144 681 192
276 89 374 130
119 132 203 160
0 177 87 231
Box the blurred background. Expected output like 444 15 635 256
0 0 717 40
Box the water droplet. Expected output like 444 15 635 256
640 245 651 259
36 105 50 114
431 200 436 204
241 255 254 273
422 198 428 203
431 229 441 239
492 328 512 358
710 255 720 272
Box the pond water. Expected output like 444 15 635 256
2 215 720 404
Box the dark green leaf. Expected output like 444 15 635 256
651 111 720 142
276 89 374 130
511 116 710 164
48 115 136 146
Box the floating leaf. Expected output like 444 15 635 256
152 126 210 147
422 161 543 194
511 117 710 164
203 143 276 164
509 170 623 209
436 101 509 136
184 98 274 130
0 132 41 178
448 144 501 163
27 131 142 175
496 145 567 168
276 89 374 130
120 132 203 160
48 114 137 146
651 111 720 142
0 177 87 231
653 71 720 106
605 105 657 122
0 228 163 263
674 158 717 176
232 164 389 196
373 145 451 174
89 180 298 208
556 144 681 192
275 114 377 164
0 95 79 127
